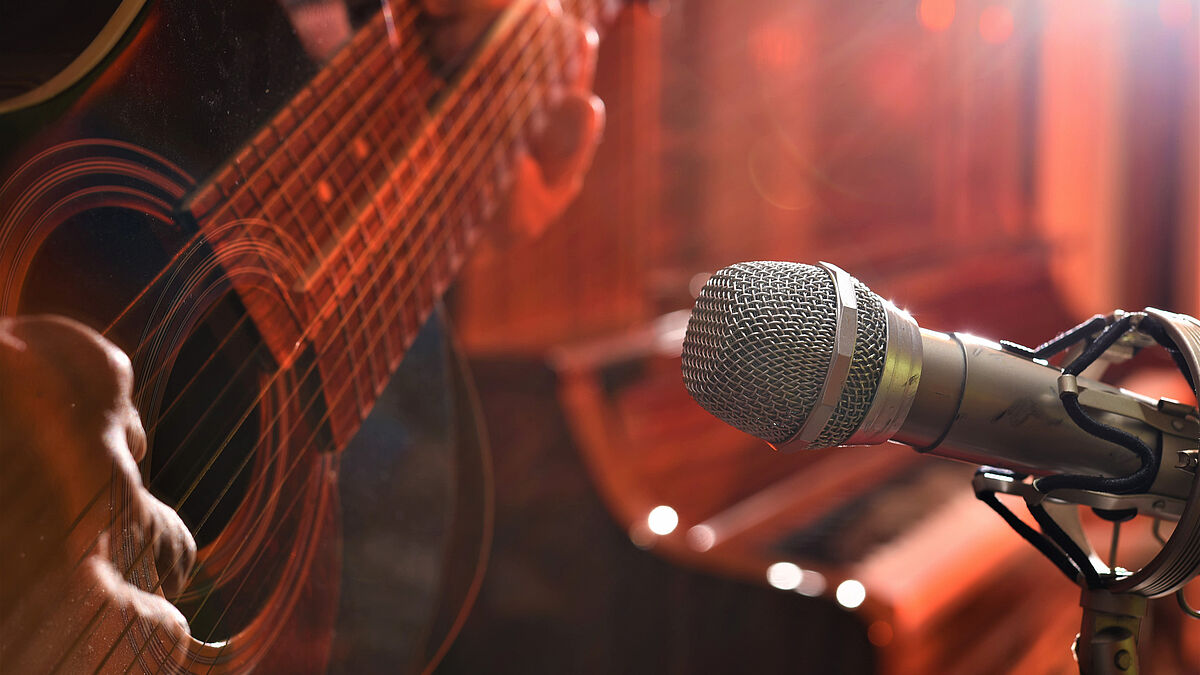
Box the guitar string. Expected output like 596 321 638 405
41 1 432 561
23 10 433 652
114 2 426 390
135 0 567 514
52 10 562 673
76 36 535 667
50 0 544 605
95 3 425 346
127 0 576 453
137 0 511 521
100 0 596 355
166 22 557 675
48 0 540 658
83 1 598 670
136 15 434 490
30 0 583 662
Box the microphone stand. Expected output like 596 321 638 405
1076 589 1144 675
974 308 1200 674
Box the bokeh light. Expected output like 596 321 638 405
836 579 867 609
919 0 956 32
766 562 803 590
647 505 679 535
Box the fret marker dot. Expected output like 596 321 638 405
317 180 334 203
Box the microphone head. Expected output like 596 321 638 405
681 261 898 449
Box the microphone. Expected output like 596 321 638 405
681 261 1196 504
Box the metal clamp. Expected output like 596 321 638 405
785 262 857 448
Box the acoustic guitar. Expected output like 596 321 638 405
0 0 616 671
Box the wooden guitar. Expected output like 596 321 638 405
0 0 614 671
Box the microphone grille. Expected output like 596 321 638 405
681 261 888 448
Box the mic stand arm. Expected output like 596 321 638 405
973 307 1200 674
1076 588 1145 674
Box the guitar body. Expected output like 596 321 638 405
0 0 607 670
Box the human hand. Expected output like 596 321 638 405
0 316 197 673
423 0 606 243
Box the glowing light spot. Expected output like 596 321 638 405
316 180 334 203
918 0 956 31
978 5 1014 44
868 621 894 647
836 579 867 609
687 525 716 552
689 272 713 298
766 562 803 590
647 505 679 536
794 569 827 597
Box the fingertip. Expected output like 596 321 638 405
126 412 148 462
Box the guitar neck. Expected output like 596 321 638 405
181 0 612 447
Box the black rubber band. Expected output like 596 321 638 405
1029 502 1102 589
1034 315 1160 496
976 490 1081 584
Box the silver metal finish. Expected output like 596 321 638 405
680 261 888 449
1076 589 1146 675
973 471 1186 521
848 299 922 446
1059 373 1080 396
1177 450 1199 473
1108 308 1200 598
898 333 1160 479
681 262 839 445
786 262 858 447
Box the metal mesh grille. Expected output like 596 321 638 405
811 281 886 447
681 262 887 448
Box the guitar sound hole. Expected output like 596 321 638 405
150 293 264 549
21 207 264 548
21 207 292 641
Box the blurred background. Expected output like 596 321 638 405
437 0 1200 673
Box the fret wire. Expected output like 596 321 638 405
69 24 580 666
111 39 557 672
271 29 421 223
214 7 419 222
334 16 552 377
87 13 563 666
276 9 558 440
196 15 416 283
178 19 559 644
276 37 430 277
349 111 399 391
326 3 548 302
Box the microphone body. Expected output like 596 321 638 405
896 329 1171 490
681 262 1196 504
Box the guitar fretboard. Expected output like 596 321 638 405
183 0 609 446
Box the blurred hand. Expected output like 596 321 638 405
0 316 196 673
423 0 606 243
290 0 606 244
0 3 606 670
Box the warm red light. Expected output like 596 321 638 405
978 5 1014 44
1158 0 1194 27
919 0 956 32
